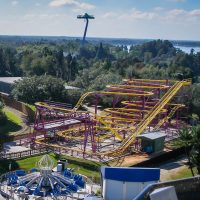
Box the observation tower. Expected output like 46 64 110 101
77 13 95 45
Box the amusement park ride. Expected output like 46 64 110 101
2 155 88 198
31 79 191 160
77 13 95 45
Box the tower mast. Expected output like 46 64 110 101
77 13 95 46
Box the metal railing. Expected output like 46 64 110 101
0 147 51 160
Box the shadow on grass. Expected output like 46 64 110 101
0 119 22 136
0 159 20 175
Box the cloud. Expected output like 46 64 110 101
165 9 200 22
129 9 156 20
105 9 157 21
101 12 118 19
35 3 40 7
167 9 186 16
101 8 200 24
11 1 18 6
49 0 95 10
189 9 200 16
49 0 75 7
23 13 69 20
154 7 164 11
167 0 186 2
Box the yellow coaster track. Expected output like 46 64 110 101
101 80 191 156
34 79 191 157
153 104 185 131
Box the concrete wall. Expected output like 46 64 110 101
134 176 200 200
0 92 35 121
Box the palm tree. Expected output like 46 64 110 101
178 125 200 175
190 126 200 174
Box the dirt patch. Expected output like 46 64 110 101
110 153 149 166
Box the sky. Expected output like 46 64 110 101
0 0 200 40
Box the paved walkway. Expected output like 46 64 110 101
4 106 30 136
2 106 31 153
3 141 30 153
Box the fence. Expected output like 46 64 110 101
0 132 31 144
0 147 51 160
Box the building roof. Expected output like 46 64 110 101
64 84 80 90
43 119 81 129
101 167 160 182
0 77 21 84
137 132 166 140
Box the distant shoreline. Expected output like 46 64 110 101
0 35 199 53
0 35 199 43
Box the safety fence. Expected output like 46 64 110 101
0 147 51 160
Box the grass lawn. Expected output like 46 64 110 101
0 153 104 183
169 166 198 180
0 109 22 135
161 165 198 182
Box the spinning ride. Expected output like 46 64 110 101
2 155 86 198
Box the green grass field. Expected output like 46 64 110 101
0 152 198 184
166 166 197 181
0 109 22 135
0 153 103 183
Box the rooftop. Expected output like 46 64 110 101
0 77 21 84
138 132 166 140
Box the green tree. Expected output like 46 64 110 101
0 97 7 126
178 125 200 175
11 75 67 103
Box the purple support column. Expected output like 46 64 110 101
157 88 161 129
176 110 180 129
83 115 91 156
141 96 145 119
94 94 100 116
91 120 97 153
164 111 168 130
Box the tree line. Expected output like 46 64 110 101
0 39 200 118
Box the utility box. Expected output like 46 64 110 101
137 132 166 153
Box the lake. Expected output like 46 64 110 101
175 46 200 54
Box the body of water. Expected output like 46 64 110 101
0 35 200 54
175 46 200 54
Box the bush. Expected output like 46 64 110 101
59 154 102 172
11 75 68 104
0 111 7 125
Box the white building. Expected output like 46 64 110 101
101 167 160 200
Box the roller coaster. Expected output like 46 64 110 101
31 79 191 159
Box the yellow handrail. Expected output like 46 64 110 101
104 80 190 156
153 104 184 131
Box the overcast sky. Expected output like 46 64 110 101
0 0 200 40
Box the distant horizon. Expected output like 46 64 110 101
0 34 200 43
0 1 200 41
